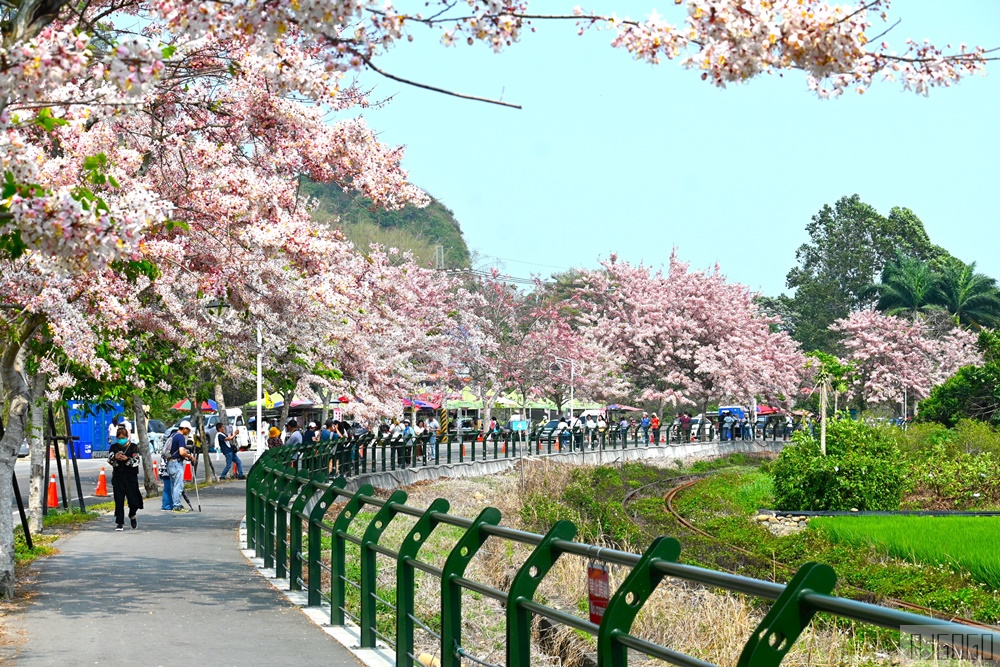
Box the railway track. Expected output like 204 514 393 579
623 473 999 632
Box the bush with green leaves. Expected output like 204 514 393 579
772 419 907 511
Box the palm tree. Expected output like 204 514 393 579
933 260 1000 329
868 253 940 320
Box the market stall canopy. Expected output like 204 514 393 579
607 404 642 412
171 399 217 413
757 405 781 415
246 393 338 408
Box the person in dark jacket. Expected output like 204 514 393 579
108 425 144 530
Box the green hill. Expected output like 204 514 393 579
301 179 471 269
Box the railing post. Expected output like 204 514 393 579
331 483 375 625
245 448 271 550
737 563 837 667
396 498 450 667
290 474 340 597
360 489 408 648
506 520 578 666
440 507 501 667
274 473 301 579
597 536 681 667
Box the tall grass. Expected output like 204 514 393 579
811 516 1000 590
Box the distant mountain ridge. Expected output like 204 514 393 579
301 179 471 269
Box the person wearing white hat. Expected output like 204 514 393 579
166 420 195 513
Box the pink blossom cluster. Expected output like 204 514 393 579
831 310 982 405
576 252 807 408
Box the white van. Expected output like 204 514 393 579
180 408 250 451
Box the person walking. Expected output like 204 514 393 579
158 448 173 511
166 421 195 513
650 414 661 445
266 426 283 448
108 426 144 530
425 415 439 462
640 413 651 446
217 426 244 480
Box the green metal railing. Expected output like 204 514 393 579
246 442 999 667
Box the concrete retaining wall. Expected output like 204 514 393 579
345 440 785 492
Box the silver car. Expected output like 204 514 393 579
18 439 29 457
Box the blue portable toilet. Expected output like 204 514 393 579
67 401 124 459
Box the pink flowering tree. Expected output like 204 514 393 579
830 310 982 412
576 253 807 428
0 0 991 598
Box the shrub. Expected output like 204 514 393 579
912 443 1000 509
772 419 907 511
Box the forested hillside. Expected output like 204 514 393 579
301 179 471 268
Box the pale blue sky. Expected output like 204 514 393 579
352 3 1000 295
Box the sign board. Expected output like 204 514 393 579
332 408 343 422
587 561 610 625
509 420 529 432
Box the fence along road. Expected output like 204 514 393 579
246 438 1000 667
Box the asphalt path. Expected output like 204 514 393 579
9 482 362 667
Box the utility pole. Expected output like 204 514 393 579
434 245 445 271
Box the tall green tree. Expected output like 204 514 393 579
785 196 947 352
869 252 941 320
933 260 1000 330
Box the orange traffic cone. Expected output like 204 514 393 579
95 467 109 497
183 460 193 481
47 474 59 508
461 443 467 457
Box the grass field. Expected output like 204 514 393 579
810 515 1000 591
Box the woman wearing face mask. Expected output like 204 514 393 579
108 425 144 531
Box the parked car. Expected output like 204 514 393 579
175 408 250 450
18 439 28 458
146 419 167 453
670 414 715 441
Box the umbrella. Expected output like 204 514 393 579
170 399 218 413
607 404 642 412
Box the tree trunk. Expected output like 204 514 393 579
319 389 330 428
699 400 709 441
27 373 47 533
132 393 158 497
213 382 228 434
820 381 828 456
0 315 44 598
191 398 216 483
279 384 295 431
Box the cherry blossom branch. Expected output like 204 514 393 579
358 53 521 109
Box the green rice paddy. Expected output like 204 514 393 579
810 515 1000 591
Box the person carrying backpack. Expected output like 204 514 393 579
165 421 196 513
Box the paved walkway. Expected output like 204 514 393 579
11 482 361 667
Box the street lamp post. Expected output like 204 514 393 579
256 325 264 463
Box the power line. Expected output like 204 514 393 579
478 254 571 272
